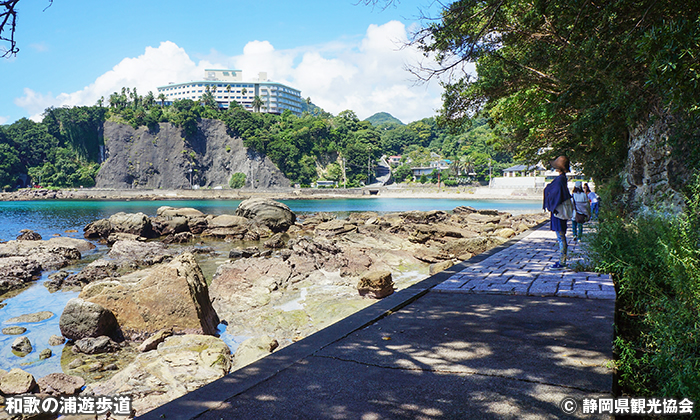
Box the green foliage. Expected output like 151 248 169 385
228 172 246 189
366 112 404 126
43 106 106 162
393 164 413 182
418 0 700 182
588 175 700 399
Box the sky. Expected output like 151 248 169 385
1 0 451 126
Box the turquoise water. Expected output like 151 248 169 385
0 198 542 242
0 197 543 377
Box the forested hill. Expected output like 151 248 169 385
0 93 512 190
365 112 404 126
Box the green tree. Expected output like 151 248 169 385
251 95 264 113
229 172 246 188
0 142 20 188
411 0 700 182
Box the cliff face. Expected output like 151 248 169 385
96 119 290 189
621 115 688 212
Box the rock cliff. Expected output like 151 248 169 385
96 119 290 189
621 114 689 212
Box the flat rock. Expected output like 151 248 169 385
85 334 231 415
6 311 53 323
157 206 205 218
2 326 27 335
37 372 85 395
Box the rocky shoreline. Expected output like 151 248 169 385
0 184 543 202
0 198 548 418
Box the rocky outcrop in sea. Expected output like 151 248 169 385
0 198 548 417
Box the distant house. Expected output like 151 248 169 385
502 164 546 177
387 155 402 165
411 160 450 178
314 180 337 188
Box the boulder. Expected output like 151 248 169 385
62 259 119 288
429 260 455 275
235 198 296 232
138 328 173 352
106 232 141 245
48 335 66 346
73 336 119 354
228 247 259 259
495 228 517 239
80 253 220 339
357 270 394 299
85 334 231 415
59 298 120 341
263 232 288 249
0 368 37 394
16 229 42 240
11 336 32 354
83 218 112 239
151 216 189 236
39 348 52 359
0 256 42 287
162 231 195 244
233 336 279 370
36 373 85 395
107 240 172 266
108 212 155 238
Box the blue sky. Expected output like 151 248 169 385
1 0 450 125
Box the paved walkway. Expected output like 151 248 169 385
435 226 615 300
138 225 615 420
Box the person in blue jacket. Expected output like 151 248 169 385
543 156 572 269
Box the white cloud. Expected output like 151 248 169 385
0 116 9 125
16 41 222 121
15 22 445 123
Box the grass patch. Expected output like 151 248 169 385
587 176 700 402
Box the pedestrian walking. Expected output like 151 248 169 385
584 183 600 219
543 156 572 269
571 181 591 241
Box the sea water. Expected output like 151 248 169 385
0 197 543 375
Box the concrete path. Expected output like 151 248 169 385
435 227 616 299
138 225 615 420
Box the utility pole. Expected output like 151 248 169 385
488 158 492 188
342 157 347 189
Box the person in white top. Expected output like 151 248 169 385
584 183 599 219
571 181 591 241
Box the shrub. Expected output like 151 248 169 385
229 172 246 189
588 174 700 400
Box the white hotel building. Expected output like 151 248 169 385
156 69 303 116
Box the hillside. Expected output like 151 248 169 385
365 112 404 126
97 119 290 189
